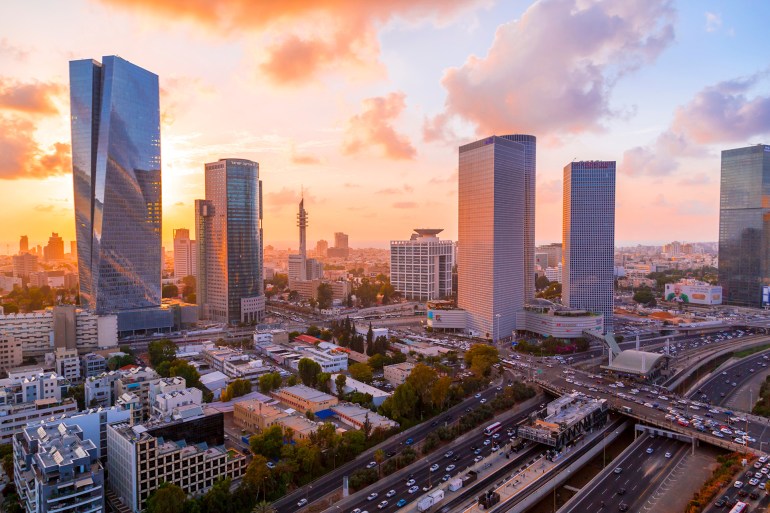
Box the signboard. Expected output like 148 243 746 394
763 286 770 307
664 282 722 305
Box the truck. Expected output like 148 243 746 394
462 470 478 487
416 489 445 512
478 490 500 510
241 435 251 445
448 479 463 492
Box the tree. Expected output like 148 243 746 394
148 339 177 367
259 372 282 394
250 425 285 460
535 275 551 290
406 364 438 410
317 283 334 310
221 378 252 402
298 358 322 387
316 372 331 393
633 287 656 305
287 290 300 302
107 353 135 370
162 284 179 298
464 344 499 377
380 382 417 421
146 482 187 513
374 448 385 477
271 273 289 290
367 353 386 370
335 374 347 396
430 376 452 410
169 359 203 389
287 375 298 386
200 478 232 513
67 384 85 410
181 275 196 298
349 363 373 383
252 502 277 513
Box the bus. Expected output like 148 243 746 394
729 501 748 513
484 422 503 436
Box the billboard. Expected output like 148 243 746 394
664 282 722 305
763 286 770 307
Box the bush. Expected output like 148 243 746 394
684 452 750 513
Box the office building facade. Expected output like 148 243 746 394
69 55 162 314
718 144 770 307
173 228 197 279
457 135 528 340
562 161 616 333
43 233 65 261
390 229 455 301
196 159 265 324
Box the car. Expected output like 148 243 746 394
713 499 726 508
755 472 763 479
618 503 629 512
646 448 653 454
738 489 748 498
750 491 760 500
761 467 769 475
483 439 491 446
475 393 482 398
441 474 451 482
665 452 672 458
734 481 744 488
366 461 377 469
405 438 414 446
614 467 623 474
422 484 433 492
386 451 396 458
297 499 308 508
491 445 500 451
474 455 483 463
378 500 389 509
396 499 407 508
386 490 396 498
453 455 461 462
474 448 482 455
408 486 419 494
446 464 456 472
429 463 440 472
266 461 275 469
444 451 454 458
492 433 501 439
749 478 760 486
352 509 362 513
406 479 415 487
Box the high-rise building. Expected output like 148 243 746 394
43 232 65 261
719 144 770 307
458 135 527 341
12 253 38 278
316 239 328 257
196 159 265 324
298 197 308 280
390 229 455 301
69 56 162 314
562 161 616 333
327 232 350 258
173 228 197 279
69 240 77 259
19 235 28 254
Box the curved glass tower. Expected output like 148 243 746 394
69 56 162 314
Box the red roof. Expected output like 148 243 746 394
295 334 323 344
119 364 140 371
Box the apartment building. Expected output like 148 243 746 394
383 362 415 387
0 333 22 371
271 384 338 413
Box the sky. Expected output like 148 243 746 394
0 0 769 251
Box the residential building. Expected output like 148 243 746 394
69 56 162 314
458 135 533 340
537 243 563 268
295 347 348 373
383 362 414 387
196 158 265 324
114 367 162 419
718 144 770 307
292 278 350 302
331 403 398 431
106 411 247 512
0 333 22 371
271 384 338 413
545 263 562 283
390 229 454 301
201 346 273 385
0 372 76 443
0 276 22 292
173 228 197 279
327 232 350 258
85 371 123 408
152 387 203 418
12 252 38 278
13 422 104 513
329 374 391 406
54 347 81 382
562 161 616 333
233 399 288 433
81 352 107 379
316 239 328 257
43 232 65 261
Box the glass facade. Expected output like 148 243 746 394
562 161 615 333
69 56 161 314
458 136 527 340
197 159 264 324
718 145 770 307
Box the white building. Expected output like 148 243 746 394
85 371 123 408
383 362 414 387
390 229 455 301
54 348 81 382
331 402 398 431
152 387 203 417
173 228 197 279
544 263 562 284
329 374 391 406
81 352 107 379
515 300 603 339
296 347 348 373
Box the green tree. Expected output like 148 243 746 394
406 364 438 410
168 359 203 390
200 477 232 513
146 482 187 513
464 344 499 377
67 384 85 410
271 273 289 290
335 374 347 396
316 372 331 393
259 372 282 394
298 358 322 387
181 275 197 299
535 275 550 290
162 284 179 298
148 339 177 367
317 283 334 310
349 363 373 383
287 374 298 386
307 325 322 337
430 376 452 410
367 353 386 370
381 382 417 421
633 287 656 304
221 378 252 402
250 425 285 460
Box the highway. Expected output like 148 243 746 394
274 377 524 513
701 457 770 512
562 434 688 513
688 348 770 407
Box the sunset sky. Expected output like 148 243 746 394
1 0 769 251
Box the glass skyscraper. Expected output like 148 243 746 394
562 161 615 334
69 56 162 314
458 136 528 341
718 144 770 307
196 159 265 324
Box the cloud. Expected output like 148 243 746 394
98 0 487 84
429 170 458 185
0 78 65 114
0 117 71 180
173 201 185 207
537 179 561 203
620 144 677 177
705 12 722 32
265 186 319 211
343 92 416 160
0 39 28 61
291 151 321 165
376 184 413 195
343 182 361 188
393 201 417 209
428 0 675 139
677 172 711 186
34 204 55 212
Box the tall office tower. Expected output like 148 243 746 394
316 239 328 257
43 232 65 261
69 56 162 314
458 136 526 341
562 161 616 333
335 232 349 250
499 135 536 302
173 228 197 279
719 144 770 307
298 197 308 281
196 159 264 324
390 229 455 301
19 236 28 254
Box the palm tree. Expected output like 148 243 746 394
252 501 276 513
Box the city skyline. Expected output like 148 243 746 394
1 2 769 249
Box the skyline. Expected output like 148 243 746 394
1 1 770 250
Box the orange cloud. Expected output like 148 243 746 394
343 92 416 160
97 0 486 84
0 78 64 114
0 117 71 180
428 0 675 138
291 152 321 165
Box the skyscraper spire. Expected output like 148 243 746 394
297 193 308 281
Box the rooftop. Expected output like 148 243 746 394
604 350 666 375
275 384 336 403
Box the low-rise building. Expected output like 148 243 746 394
426 301 466 332
278 414 319 440
0 398 78 444
114 367 162 419
329 374 391 407
515 300 603 339
152 387 203 418
271 384 338 413
295 347 348 373
383 362 414 387
233 399 288 434
81 352 107 378
85 371 123 408
54 347 81 382
0 333 22 371
331 403 398 431
13 422 104 513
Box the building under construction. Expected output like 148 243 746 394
518 393 608 449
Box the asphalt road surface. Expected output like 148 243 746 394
688 349 770 407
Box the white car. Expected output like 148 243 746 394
480 399 487 404
366 461 377 469
483 439 491 446
406 479 415 487
446 464 456 472
367 493 379 501
646 448 653 454
297 499 308 508
386 490 396 498
378 501 389 510
408 486 419 494
750 478 760 486
430 464 439 472
664 452 672 458
474 455 483 463
734 481 744 488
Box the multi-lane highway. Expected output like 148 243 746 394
689 348 770 407
563 434 688 513
701 456 770 512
